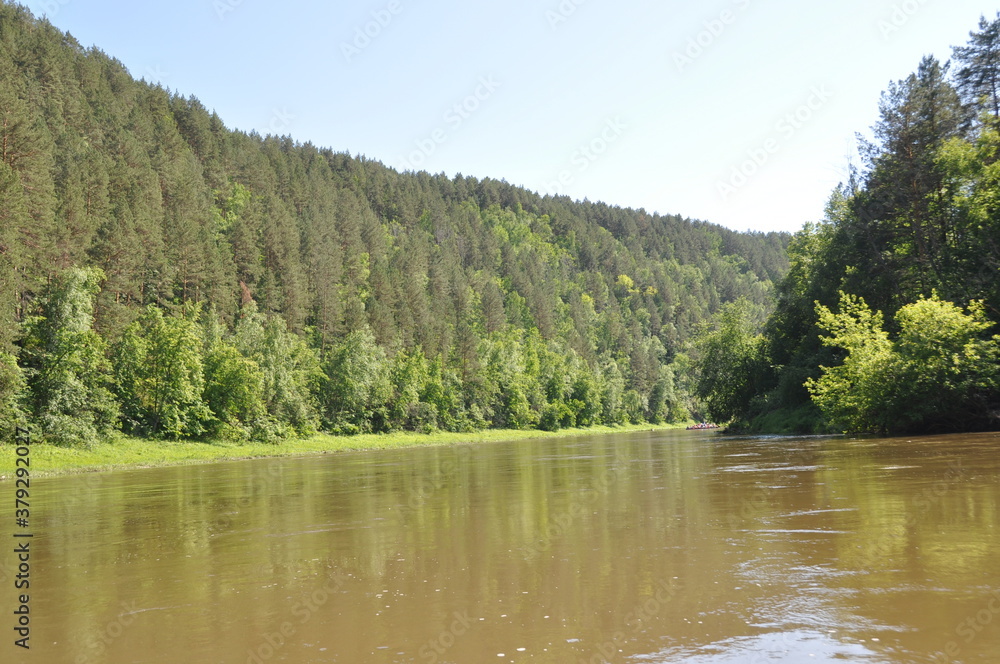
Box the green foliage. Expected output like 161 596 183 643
742 18 1000 433
479 333 538 430
212 181 252 235
0 4 796 443
21 268 118 446
539 401 575 431
0 351 26 439
807 293 1000 434
805 293 895 434
203 339 268 441
420 357 468 432
114 305 211 439
695 299 767 424
646 365 684 424
598 358 627 425
622 390 646 424
320 329 391 434
388 349 430 429
233 305 322 436
953 12 1000 123
569 373 601 427
892 296 1000 432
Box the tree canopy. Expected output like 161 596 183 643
0 2 789 444
703 13 1000 434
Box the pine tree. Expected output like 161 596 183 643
954 13 1000 125
857 56 964 302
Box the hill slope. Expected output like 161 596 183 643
0 2 788 443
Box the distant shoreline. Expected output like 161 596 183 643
0 423 688 480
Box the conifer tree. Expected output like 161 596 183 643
954 13 1000 125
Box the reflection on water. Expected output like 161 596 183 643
17 430 1000 663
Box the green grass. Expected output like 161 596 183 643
0 422 687 479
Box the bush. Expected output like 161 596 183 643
539 401 575 431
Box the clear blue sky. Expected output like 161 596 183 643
26 0 1000 234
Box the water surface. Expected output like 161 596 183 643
10 430 1000 663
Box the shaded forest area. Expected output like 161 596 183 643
697 14 1000 435
0 3 788 444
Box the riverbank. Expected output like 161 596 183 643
0 422 685 478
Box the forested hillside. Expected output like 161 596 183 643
698 14 1000 435
0 2 788 444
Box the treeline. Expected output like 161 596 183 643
0 3 788 444
697 14 1000 435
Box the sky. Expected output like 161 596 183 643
24 0 1000 234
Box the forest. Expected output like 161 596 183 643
696 14 1000 435
0 2 790 445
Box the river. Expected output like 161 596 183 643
11 429 1000 663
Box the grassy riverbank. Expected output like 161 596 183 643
0 422 686 478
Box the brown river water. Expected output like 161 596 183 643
7 429 1000 663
